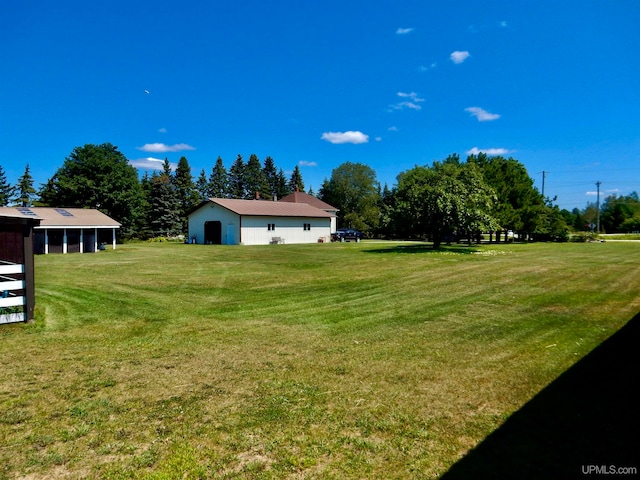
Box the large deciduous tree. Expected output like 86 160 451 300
39 143 144 237
319 162 381 234
394 157 498 248
467 153 545 240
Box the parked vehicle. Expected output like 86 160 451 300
331 228 363 242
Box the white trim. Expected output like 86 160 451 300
35 225 120 229
0 264 24 275
0 279 24 291
0 312 25 324
0 296 25 308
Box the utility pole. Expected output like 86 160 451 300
541 171 546 198
596 181 601 233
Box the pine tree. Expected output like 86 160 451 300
196 169 209 201
162 158 173 178
275 168 290 199
262 156 278 200
245 154 269 199
228 154 246 199
289 165 305 193
209 156 229 198
0 164 14 206
15 164 36 207
174 156 200 234
148 173 182 237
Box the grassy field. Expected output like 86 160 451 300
1 241 638 479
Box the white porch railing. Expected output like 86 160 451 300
0 262 26 324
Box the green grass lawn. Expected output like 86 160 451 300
1 241 638 479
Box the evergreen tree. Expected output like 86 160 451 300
245 154 269 199
0 164 14 206
196 169 209 201
15 164 36 207
289 165 305 192
162 158 172 178
275 168 290 199
148 173 182 237
209 156 229 198
174 156 200 234
262 156 278 199
228 154 246 199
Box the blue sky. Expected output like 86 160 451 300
2 1 638 210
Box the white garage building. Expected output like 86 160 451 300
188 198 333 245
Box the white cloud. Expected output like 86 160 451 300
450 51 470 64
136 143 196 153
389 92 425 111
500 21 508 27
396 27 414 35
388 126 398 131
419 63 437 72
158 128 167 134
465 106 501 122
129 157 173 170
299 160 317 167
466 147 512 156
321 131 369 144
375 137 382 142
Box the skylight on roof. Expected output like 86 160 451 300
16 207 37 216
54 208 74 217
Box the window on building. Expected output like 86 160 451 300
303 223 311 231
267 223 276 231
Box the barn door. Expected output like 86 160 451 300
204 221 222 244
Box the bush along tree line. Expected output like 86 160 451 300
2 144 638 242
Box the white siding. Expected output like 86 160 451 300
188 204 240 245
241 216 331 245
188 204 331 246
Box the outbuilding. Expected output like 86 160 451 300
0 211 40 324
278 190 339 234
0 207 121 254
188 198 333 245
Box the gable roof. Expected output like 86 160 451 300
0 207 120 228
197 198 333 218
278 191 338 211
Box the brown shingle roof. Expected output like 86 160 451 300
0 207 120 228
278 191 338 211
208 198 334 218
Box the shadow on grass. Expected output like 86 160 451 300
440 312 640 480
364 243 482 255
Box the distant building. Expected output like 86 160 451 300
0 207 120 254
188 198 333 245
278 190 338 233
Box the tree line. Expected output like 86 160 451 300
1 143 307 238
1 143 638 241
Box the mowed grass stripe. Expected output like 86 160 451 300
0 241 637 478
